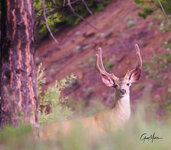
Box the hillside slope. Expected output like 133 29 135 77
36 0 171 109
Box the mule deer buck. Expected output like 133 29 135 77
40 44 142 138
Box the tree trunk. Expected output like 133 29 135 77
0 0 37 127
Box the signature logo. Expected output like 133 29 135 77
140 132 163 143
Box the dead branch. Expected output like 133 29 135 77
67 0 101 32
81 0 92 15
158 0 170 23
40 0 101 44
42 0 59 44
36 0 80 22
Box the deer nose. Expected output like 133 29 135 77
120 89 126 95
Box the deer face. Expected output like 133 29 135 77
113 79 131 96
113 73 140 96
96 44 142 97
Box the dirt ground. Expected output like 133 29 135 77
36 0 171 109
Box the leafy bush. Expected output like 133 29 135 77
138 6 153 18
34 0 111 39
61 0 110 26
37 64 75 124
154 0 171 14
135 0 171 19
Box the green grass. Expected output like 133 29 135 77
1 101 171 150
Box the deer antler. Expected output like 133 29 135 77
135 44 142 68
96 48 118 82
124 44 142 80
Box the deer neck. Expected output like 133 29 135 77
113 90 131 123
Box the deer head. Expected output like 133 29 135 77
96 44 142 97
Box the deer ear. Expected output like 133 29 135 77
100 74 114 87
129 67 141 83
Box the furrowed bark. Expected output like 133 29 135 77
0 0 37 127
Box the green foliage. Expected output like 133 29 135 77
34 0 111 39
66 78 79 89
0 124 33 149
154 0 171 14
134 0 143 4
61 0 110 26
37 64 75 124
168 42 171 49
144 50 171 81
0 124 31 141
135 0 171 19
143 45 171 113
34 0 62 39
1 102 171 150
138 6 153 18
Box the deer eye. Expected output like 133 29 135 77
127 83 130 86
113 84 118 88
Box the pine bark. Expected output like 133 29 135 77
0 0 37 127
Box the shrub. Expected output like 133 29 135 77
154 0 171 14
138 6 153 18
34 0 111 39
37 63 75 124
135 0 171 19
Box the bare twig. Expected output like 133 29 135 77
36 0 80 22
81 0 92 15
67 0 101 32
42 0 59 44
39 0 101 44
158 0 170 23
36 8 60 22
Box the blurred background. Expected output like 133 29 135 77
35 0 171 116
1 0 171 149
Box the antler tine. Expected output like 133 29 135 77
96 54 104 74
98 47 106 71
96 48 109 76
96 49 108 75
124 44 142 79
135 44 142 68
96 47 118 80
96 47 112 76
